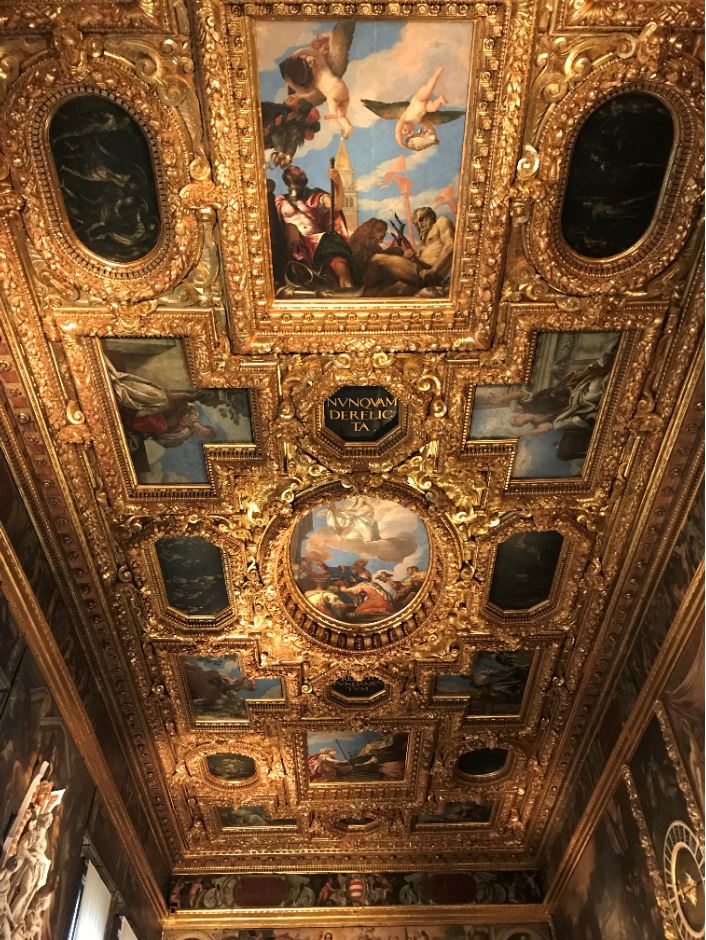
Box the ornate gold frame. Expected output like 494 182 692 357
525 67 703 296
0 31 206 302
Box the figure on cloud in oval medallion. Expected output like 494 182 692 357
289 495 429 626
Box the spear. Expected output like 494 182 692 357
329 156 336 230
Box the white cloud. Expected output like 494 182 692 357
301 497 423 565
357 177 459 222
355 148 435 194
254 22 318 72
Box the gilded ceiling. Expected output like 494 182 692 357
0 0 702 926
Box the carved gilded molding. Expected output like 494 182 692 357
184 0 532 350
0 0 701 893
0 525 168 923
0 27 207 303
522 25 703 297
552 0 703 32
163 903 551 929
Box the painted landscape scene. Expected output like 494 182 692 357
255 20 473 298
469 331 620 479
102 338 253 485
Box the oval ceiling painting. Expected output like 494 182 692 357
561 91 674 259
289 495 430 626
48 94 161 263
206 752 257 783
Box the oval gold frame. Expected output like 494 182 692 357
526 66 702 295
1 52 201 302
260 480 460 653
287 496 433 632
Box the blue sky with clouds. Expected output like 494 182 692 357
255 20 473 228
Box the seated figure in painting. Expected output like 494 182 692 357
304 580 354 619
308 747 350 782
106 360 218 449
359 207 455 297
274 164 355 290
345 570 396 619
470 655 528 702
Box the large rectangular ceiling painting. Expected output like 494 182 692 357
255 19 473 299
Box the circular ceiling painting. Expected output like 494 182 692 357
289 495 430 626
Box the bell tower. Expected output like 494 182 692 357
334 138 359 232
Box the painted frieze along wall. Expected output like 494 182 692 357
163 925 553 939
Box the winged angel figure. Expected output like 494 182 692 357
279 23 356 137
362 66 465 151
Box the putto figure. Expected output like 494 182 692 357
362 67 465 152
278 23 355 141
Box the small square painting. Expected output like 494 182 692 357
156 537 229 616
468 331 620 479
488 532 563 611
307 730 408 784
183 656 284 722
435 650 534 718
102 337 253 485
255 20 473 298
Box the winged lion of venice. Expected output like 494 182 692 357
362 65 465 151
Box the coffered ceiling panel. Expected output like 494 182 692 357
0 0 701 924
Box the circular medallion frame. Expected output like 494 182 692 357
664 820 705 939
261 481 459 653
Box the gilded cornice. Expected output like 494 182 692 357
0 0 701 900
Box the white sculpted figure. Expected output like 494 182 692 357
0 770 63 940
9 813 52 924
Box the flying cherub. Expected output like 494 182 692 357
362 66 465 151
279 23 356 140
